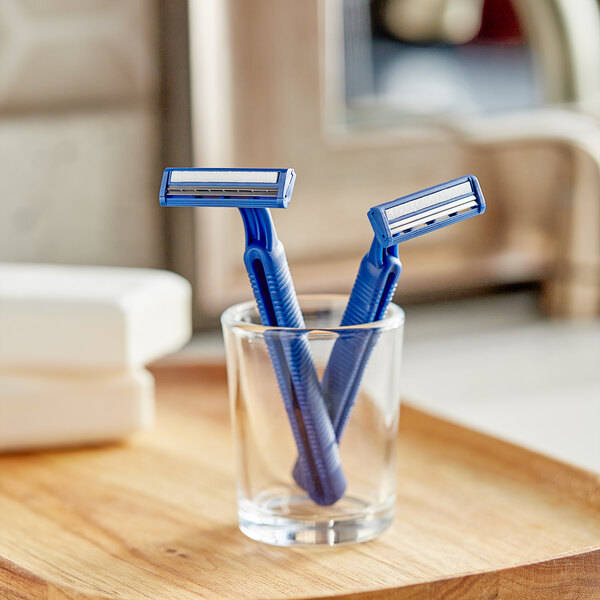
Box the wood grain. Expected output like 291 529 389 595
0 364 598 600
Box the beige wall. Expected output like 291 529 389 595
0 0 165 268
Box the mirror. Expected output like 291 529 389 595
341 0 600 120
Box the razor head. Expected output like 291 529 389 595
159 168 295 208
368 175 485 247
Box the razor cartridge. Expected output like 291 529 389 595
368 174 485 246
159 168 295 208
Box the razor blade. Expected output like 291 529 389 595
159 168 295 208
368 175 485 246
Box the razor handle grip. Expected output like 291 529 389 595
244 242 346 506
322 251 401 437
292 250 401 490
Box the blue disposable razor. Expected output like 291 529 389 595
160 168 346 505
324 175 486 439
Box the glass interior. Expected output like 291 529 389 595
221 295 404 546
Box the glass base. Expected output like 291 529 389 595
238 494 395 546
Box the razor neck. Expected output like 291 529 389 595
238 207 278 251
367 238 399 268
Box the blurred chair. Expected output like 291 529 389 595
179 0 600 318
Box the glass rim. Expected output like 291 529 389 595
220 293 405 333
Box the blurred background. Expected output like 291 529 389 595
0 0 598 467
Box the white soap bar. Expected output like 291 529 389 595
0 368 154 451
0 264 192 369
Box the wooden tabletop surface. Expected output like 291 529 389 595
0 364 598 600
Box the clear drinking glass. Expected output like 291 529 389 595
220 294 404 546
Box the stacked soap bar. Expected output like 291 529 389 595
0 264 192 451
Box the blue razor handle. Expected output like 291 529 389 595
160 167 346 505
291 241 401 489
322 241 401 435
324 175 485 440
241 208 346 505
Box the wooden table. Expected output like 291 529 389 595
0 364 599 599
